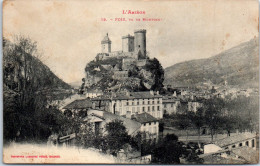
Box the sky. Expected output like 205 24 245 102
3 0 258 84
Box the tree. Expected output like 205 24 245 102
174 114 192 142
144 58 164 91
3 36 70 142
152 134 184 164
202 97 225 142
104 120 131 156
191 108 205 146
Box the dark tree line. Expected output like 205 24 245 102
3 36 70 142
172 95 258 142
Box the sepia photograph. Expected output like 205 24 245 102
2 0 259 164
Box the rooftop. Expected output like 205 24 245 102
122 34 134 39
113 91 162 100
131 112 158 123
86 110 141 135
231 146 258 163
101 33 111 44
92 91 162 101
63 99 93 109
214 132 256 147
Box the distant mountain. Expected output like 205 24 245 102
164 38 259 88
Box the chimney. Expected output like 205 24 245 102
126 111 131 119
150 90 154 95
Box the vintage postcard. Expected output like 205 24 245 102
2 0 259 164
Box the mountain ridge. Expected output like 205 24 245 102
164 37 259 88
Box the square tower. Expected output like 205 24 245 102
122 34 135 52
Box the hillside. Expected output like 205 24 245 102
164 38 259 88
3 38 71 97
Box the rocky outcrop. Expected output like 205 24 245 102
83 54 164 92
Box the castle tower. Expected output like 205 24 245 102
122 34 134 52
101 33 111 53
134 29 146 56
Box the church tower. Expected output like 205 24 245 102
101 33 111 53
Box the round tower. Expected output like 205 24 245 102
134 29 146 56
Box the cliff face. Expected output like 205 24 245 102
83 55 164 92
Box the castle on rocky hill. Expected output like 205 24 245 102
96 29 147 61
85 29 151 88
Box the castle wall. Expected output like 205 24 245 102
136 59 147 67
122 58 136 70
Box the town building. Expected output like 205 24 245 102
110 91 163 119
92 91 163 119
86 109 141 136
214 132 257 150
85 89 103 98
199 144 258 164
131 112 159 140
162 96 180 115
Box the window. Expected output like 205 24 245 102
157 106 160 110
152 106 155 111
137 107 140 113
152 100 154 104
148 106 150 112
143 100 145 105
126 100 129 105
252 139 255 147
143 107 145 112
171 104 173 107
132 107 135 113
149 122 151 125
148 100 150 104
157 100 160 104
164 104 166 108
232 145 236 148
137 101 139 105
132 100 134 105
246 141 249 146
239 143 242 147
